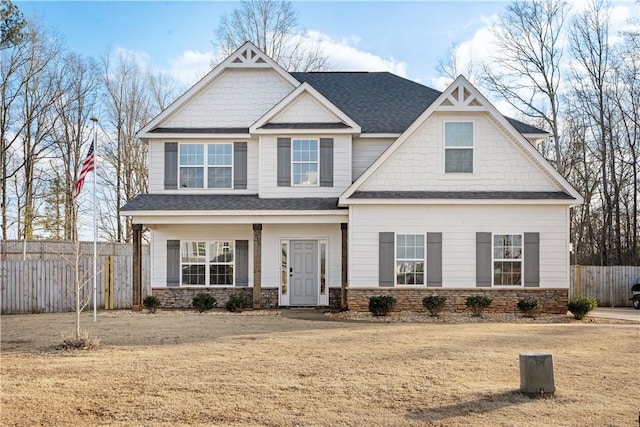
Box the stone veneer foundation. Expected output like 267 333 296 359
346 288 568 314
152 287 343 310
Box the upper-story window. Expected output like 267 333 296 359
292 139 318 186
179 143 232 188
444 122 473 173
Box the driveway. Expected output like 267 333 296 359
589 307 640 322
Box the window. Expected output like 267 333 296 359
444 122 473 173
493 234 522 286
396 234 425 285
181 241 235 285
292 139 318 186
179 143 232 188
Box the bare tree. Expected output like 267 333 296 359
435 42 481 85
49 52 100 240
480 0 570 174
214 0 328 71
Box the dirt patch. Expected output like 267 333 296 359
1 310 638 426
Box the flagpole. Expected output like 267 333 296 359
90 117 98 322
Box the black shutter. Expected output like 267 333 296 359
523 233 540 287
233 142 247 189
426 232 442 287
319 138 334 187
476 232 492 287
235 240 249 287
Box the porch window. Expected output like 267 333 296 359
444 122 473 173
493 234 522 286
396 234 425 285
292 139 318 186
179 143 232 188
180 241 235 285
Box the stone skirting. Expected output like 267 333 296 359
152 287 267 309
346 288 568 314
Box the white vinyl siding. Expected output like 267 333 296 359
349 204 570 289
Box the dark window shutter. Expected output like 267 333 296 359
235 240 249 287
319 138 334 187
523 232 540 287
476 232 492 287
426 232 442 287
379 232 395 287
277 138 291 187
167 240 180 287
234 142 247 189
164 142 178 189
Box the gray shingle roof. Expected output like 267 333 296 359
350 191 574 200
291 72 547 135
120 194 343 211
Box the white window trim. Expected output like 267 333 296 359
491 232 524 287
291 138 320 187
178 143 234 189
443 120 475 174
180 240 236 286
394 233 426 287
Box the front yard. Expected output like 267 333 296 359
1 310 638 426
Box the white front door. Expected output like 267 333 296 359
289 240 318 306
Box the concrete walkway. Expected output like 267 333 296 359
589 307 640 322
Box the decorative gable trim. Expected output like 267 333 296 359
338 75 583 205
250 82 361 135
138 41 299 138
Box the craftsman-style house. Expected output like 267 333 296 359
121 42 582 313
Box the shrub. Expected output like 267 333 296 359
465 295 493 317
567 296 597 320
192 293 217 313
368 295 397 316
142 295 160 314
517 297 542 318
422 295 447 316
225 294 249 313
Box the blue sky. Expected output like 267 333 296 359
16 1 514 86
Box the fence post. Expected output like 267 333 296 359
575 265 581 296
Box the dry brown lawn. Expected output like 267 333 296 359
1 310 638 426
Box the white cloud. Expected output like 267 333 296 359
305 31 408 76
165 50 214 86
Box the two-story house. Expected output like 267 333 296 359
121 42 582 313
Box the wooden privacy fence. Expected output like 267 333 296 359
0 256 150 314
570 265 640 307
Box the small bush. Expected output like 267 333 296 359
466 295 493 317
368 295 397 316
567 296 597 320
422 295 447 316
517 297 542 318
192 293 217 313
142 295 160 314
225 294 249 313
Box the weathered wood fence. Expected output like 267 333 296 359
570 265 640 307
0 256 150 314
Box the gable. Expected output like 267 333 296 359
270 92 341 124
161 68 295 129
340 76 582 204
358 111 563 193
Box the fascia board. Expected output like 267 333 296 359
339 198 580 206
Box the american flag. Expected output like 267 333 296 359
72 139 95 201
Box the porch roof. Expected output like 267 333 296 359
121 194 343 212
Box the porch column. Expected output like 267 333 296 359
132 223 143 311
341 223 348 310
253 224 262 309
